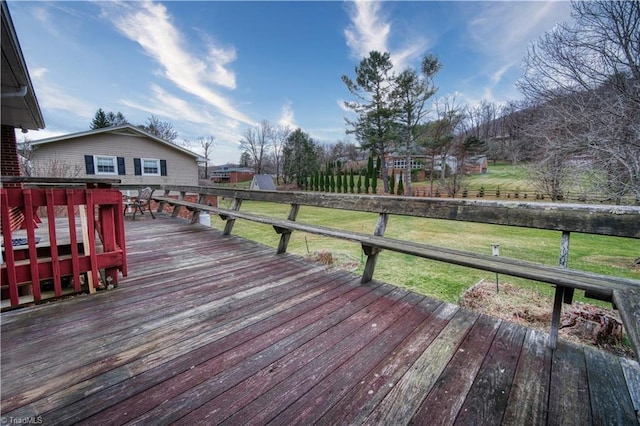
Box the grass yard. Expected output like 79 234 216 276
464 162 531 191
210 200 639 304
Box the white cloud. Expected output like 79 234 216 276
278 101 296 129
344 1 390 59
465 2 572 94
30 68 94 119
344 0 425 71
120 84 243 148
102 0 252 125
336 99 353 114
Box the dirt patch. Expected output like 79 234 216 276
305 250 360 272
459 279 635 359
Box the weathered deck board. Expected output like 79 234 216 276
1 214 638 425
411 313 501 424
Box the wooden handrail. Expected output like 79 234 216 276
151 185 640 356
155 185 640 238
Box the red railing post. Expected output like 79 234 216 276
23 189 41 301
66 189 82 292
1 190 19 306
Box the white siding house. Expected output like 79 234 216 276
28 125 203 186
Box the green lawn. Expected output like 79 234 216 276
464 162 531 191
210 201 639 303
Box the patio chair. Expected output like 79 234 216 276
123 187 155 220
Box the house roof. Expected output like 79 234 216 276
31 125 205 161
251 174 276 190
1 1 45 130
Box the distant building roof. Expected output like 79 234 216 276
250 174 276 191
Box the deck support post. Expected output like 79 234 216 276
171 191 186 218
550 231 571 350
275 204 299 254
222 198 242 236
190 193 207 224
361 213 388 284
156 189 170 213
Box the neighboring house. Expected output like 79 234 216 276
210 165 254 183
1 1 45 184
386 153 488 177
250 175 276 191
465 155 488 174
29 125 203 186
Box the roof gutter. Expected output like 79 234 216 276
1 85 28 98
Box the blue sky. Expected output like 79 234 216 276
9 1 573 165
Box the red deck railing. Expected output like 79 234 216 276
1 181 127 309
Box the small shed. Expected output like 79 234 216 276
250 174 276 191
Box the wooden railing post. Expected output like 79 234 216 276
222 198 242 236
1 190 19 306
190 192 207 224
550 230 571 349
275 204 300 254
45 189 62 297
157 189 171 213
172 191 187 218
65 189 81 292
23 189 41 301
361 213 388 283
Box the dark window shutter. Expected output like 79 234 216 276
134 158 141 176
160 160 167 176
117 157 125 175
84 155 95 175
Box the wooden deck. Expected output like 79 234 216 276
1 214 639 425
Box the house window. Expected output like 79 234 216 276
95 156 117 175
142 158 160 176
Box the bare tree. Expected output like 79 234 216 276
425 96 466 189
271 125 291 185
239 120 272 174
464 101 501 163
518 0 640 202
140 115 178 143
196 136 215 179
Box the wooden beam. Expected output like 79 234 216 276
223 198 242 236
550 231 571 350
159 186 640 238
361 213 388 284
276 204 299 254
613 288 640 360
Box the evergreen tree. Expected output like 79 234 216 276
371 168 378 195
319 170 325 191
90 108 109 129
357 175 362 193
90 108 129 129
330 172 336 192
397 172 404 195
390 169 396 194
349 171 355 193
364 171 370 194
282 128 319 188
337 171 342 193
342 51 397 193
325 171 330 192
